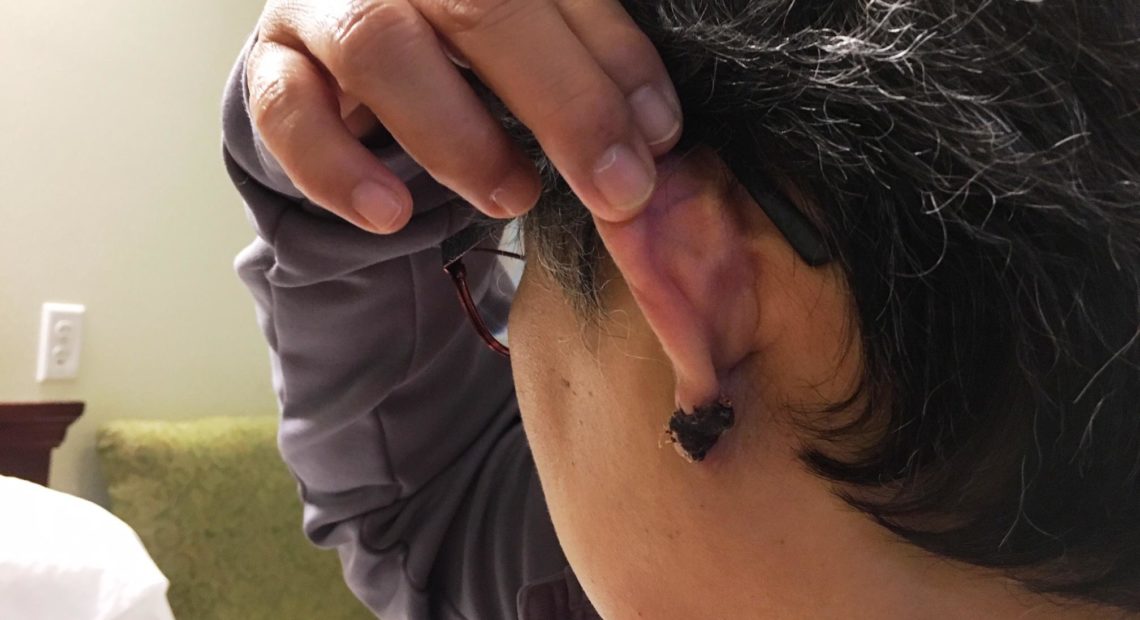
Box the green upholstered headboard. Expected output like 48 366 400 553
96 417 373 620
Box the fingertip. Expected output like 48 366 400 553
589 141 656 222
646 126 682 158
489 165 542 217
628 83 683 155
351 180 413 233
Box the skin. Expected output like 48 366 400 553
246 1 1124 616
508 155 1114 619
248 0 681 230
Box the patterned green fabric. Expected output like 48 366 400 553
96 417 373 620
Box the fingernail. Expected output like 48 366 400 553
592 143 655 213
628 84 681 146
352 181 405 232
490 172 541 217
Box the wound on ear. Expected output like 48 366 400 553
664 399 735 463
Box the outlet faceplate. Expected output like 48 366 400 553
36 303 85 382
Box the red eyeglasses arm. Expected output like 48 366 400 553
444 259 511 357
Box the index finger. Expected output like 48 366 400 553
413 0 668 222
247 40 413 232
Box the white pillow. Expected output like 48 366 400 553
0 475 175 620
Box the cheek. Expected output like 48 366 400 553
507 267 671 615
504 250 884 618
508 266 753 619
508 266 630 506
506 267 578 466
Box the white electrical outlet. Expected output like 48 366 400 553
36 303 85 382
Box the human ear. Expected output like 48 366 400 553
593 150 766 415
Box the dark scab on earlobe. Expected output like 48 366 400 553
664 398 735 463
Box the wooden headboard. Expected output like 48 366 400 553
0 402 84 486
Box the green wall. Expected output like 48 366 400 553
0 1 277 504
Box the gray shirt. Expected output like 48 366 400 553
221 35 600 620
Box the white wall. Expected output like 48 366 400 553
0 1 277 504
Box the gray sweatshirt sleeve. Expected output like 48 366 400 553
221 35 567 619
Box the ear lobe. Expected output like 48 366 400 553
594 153 762 412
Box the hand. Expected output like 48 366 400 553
246 0 683 233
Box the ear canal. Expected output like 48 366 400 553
593 154 762 416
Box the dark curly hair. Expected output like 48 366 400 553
485 0 1140 611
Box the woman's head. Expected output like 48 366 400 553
498 0 1139 614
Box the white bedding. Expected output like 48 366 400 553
0 475 175 620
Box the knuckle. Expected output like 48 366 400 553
256 1 292 41
428 0 522 34
328 0 422 83
249 73 302 138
